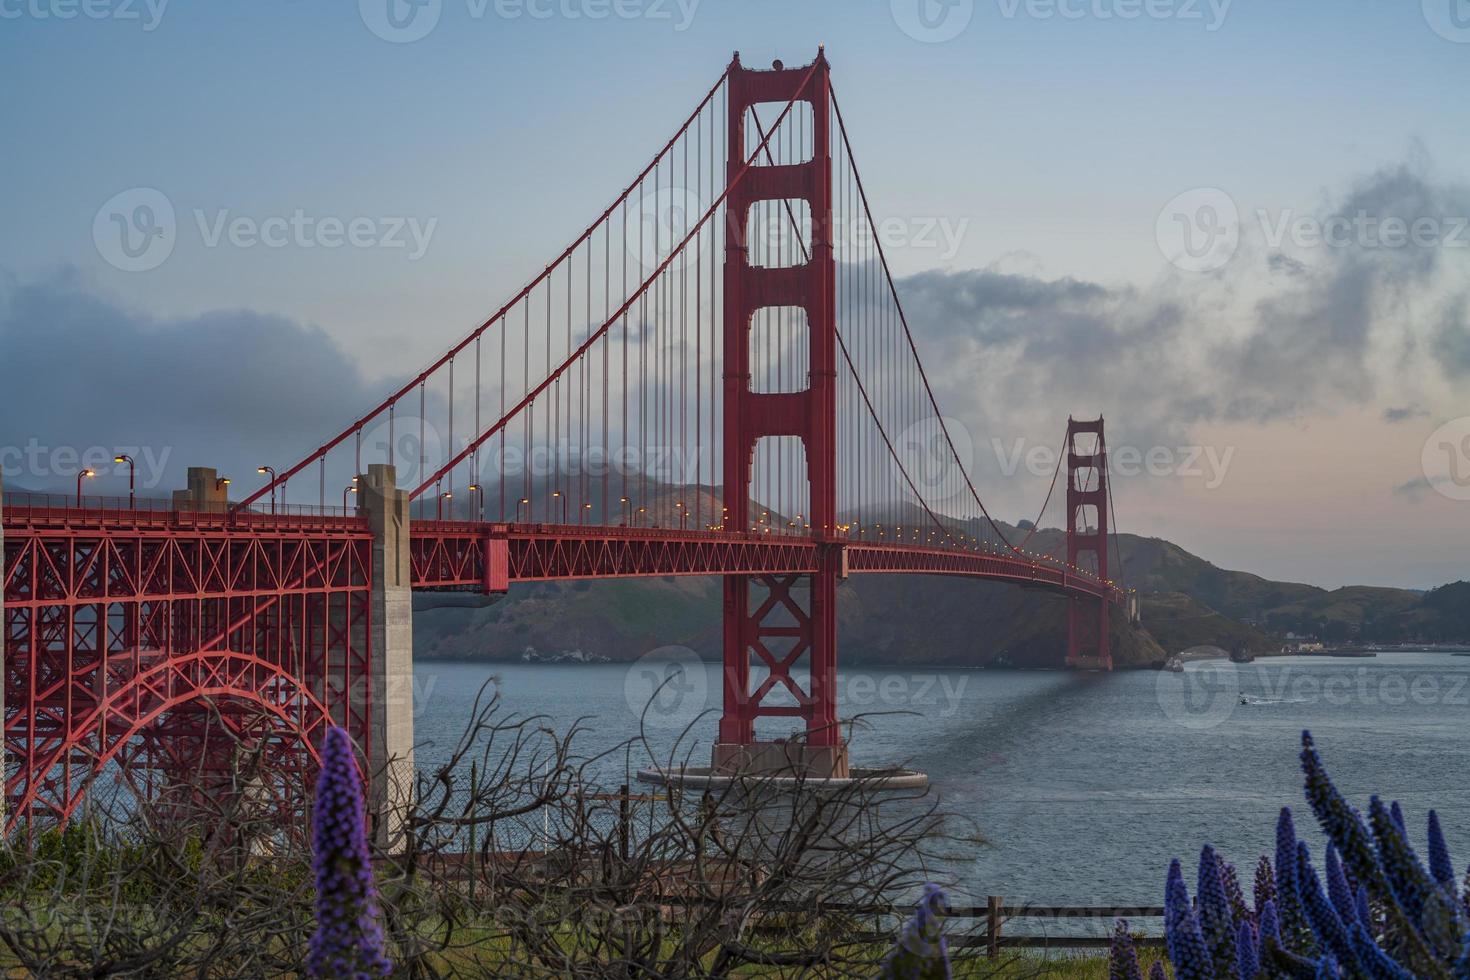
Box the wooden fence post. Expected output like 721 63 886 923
987 895 1002 960
618 783 630 861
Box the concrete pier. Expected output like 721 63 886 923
170 466 231 512
357 464 416 847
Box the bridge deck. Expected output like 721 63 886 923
1 506 1120 603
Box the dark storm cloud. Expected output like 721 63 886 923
0 270 380 493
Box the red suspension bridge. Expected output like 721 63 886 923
1 50 1130 830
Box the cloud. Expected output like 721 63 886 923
877 159 1470 493
1433 297 1470 378
1383 405 1428 424
0 270 380 494
1394 476 1432 497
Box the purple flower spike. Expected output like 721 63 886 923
307 726 392 980
1236 919 1259 980
879 883 951 980
1109 918 1144 980
1427 810 1454 888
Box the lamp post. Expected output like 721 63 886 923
113 454 135 509
551 490 566 524
76 468 95 506
467 483 483 520
256 465 277 514
439 491 452 520
582 502 592 525
636 506 646 526
619 496 630 526
675 501 687 530
517 497 530 522
344 485 357 511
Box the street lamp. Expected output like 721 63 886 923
551 489 566 524
438 490 452 520
344 485 358 511
517 497 530 522
619 496 630 526
675 501 687 530
76 468 95 506
256 465 277 514
582 502 592 525
467 483 483 520
113 454 135 509
636 506 646 526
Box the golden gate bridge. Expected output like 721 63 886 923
1 49 1128 831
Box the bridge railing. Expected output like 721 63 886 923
2 491 366 531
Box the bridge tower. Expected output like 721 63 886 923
717 50 847 776
1065 417 1112 670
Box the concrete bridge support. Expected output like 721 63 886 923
357 464 416 847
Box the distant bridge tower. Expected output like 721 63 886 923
717 50 847 776
1065 417 1112 670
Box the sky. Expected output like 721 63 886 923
1 0 1468 590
